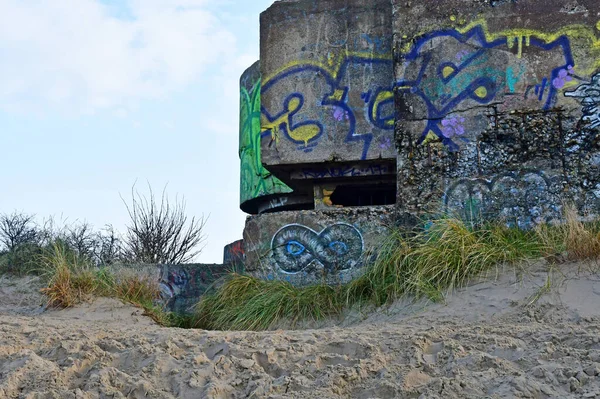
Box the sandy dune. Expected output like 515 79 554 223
2 263 600 398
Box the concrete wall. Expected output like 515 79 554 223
239 62 313 214
158 264 233 314
259 0 396 185
236 0 600 285
243 206 394 286
393 0 600 227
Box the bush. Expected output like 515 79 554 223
121 184 207 264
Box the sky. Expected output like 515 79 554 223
0 0 275 263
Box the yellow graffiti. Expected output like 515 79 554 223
260 97 322 145
262 49 392 87
328 89 346 102
442 65 455 79
401 19 600 74
422 130 440 145
261 48 393 144
372 90 395 128
474 86 488 99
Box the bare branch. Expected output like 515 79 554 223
0 212 39 251
121 183 207 264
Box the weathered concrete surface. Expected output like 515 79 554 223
223 239 245 271
158 264 232 314
243 206 394 286
259 0 396 184
393 0 600 227
240 62 313 214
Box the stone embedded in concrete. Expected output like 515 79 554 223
243 206 394 286
392 0 600 227
259 0 396 183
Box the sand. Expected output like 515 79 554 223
2 262 600 398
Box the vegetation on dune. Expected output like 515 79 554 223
2 202 600 331
193 208 600 331
194 275 344 330
0 184 206 276
0 184 205 327
36 241 181 325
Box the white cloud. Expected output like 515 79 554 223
0 0 236 113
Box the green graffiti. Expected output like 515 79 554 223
239 78 292 206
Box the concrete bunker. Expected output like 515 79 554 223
235 0 600 286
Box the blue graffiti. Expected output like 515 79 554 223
397 26 574 151
261 56 394 160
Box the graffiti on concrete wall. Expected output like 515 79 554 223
293 164 394 179
223 239 245 267
159 269 190 301
565 72 600 129
261 51 394 160
271 223 364 275
240 73 292 206
158 264 231 313
397 24 576 151
444 170 562 228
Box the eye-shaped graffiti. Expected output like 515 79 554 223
565 72 600 129
261 55 394 160
271 223 364 274
397 25 574 151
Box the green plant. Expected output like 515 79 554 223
193 274 343 331
193 217 548 331
39 241 96 307
347 218 544 306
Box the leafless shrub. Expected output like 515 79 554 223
0 212 39 251
63 221 97 261
121 184 207 264
95 225 124 265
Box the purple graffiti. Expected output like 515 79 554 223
379 136 392 150
333 107 350 121
553 65 574 89
441 116 466 138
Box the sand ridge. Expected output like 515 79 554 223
1 262 600 398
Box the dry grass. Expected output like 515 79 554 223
39 242 98 307
563 207 600 261
36 241 179 326
33 206 600 332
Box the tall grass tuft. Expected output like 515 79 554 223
346 218 545 306
194 218 546 331
193 274 343 331
39 241 98 307
35 240 181 326
562 206 600 261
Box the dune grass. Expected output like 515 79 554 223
345 218 546 306
193 211 600 331
25 207 600 331
194 275 344 330
37 241 180 325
